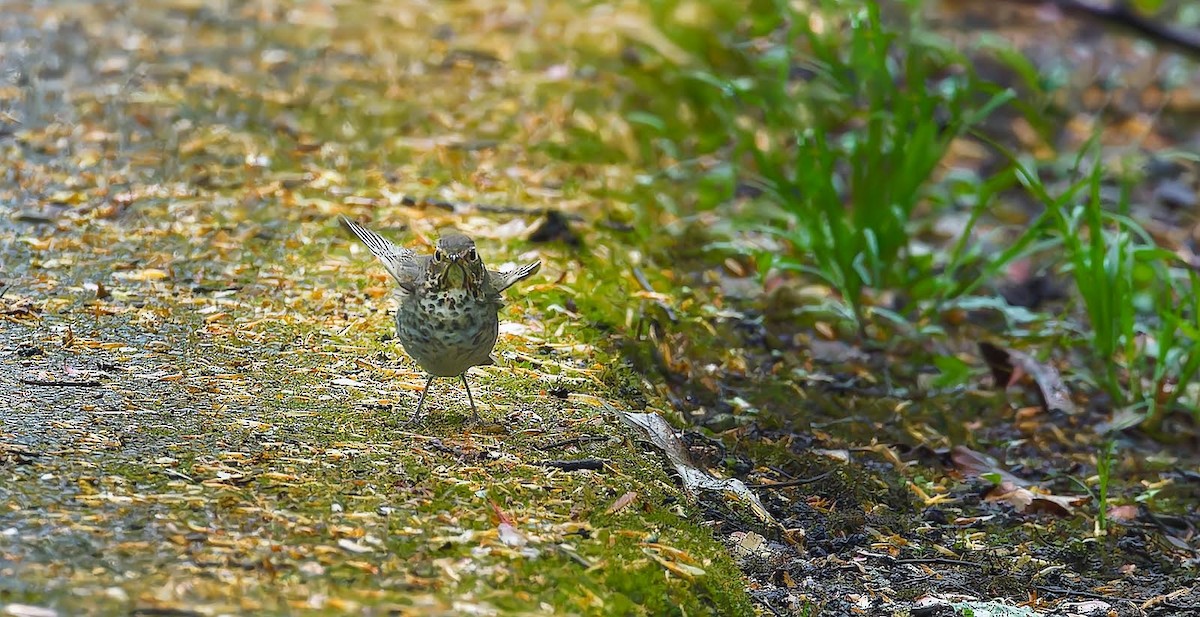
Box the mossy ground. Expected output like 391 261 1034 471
7 2 1200 616
0 1 754 615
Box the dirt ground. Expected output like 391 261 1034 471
2 1 1200 616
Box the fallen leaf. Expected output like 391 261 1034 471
984 481 1034 510
497 522 527 547
1108 504 1139 522
605 491 638 515
950 445 1027 486
731 531 767 559
618 410 780 529
336 539 373 554
985 481 1088 516
113 268 170 282
643 546 706 578
979 342 1075 414
3 605 58 617
490 501 527 547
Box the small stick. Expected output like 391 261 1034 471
893 557 988 569
749 471 835 489
536 434 609 450
539 458 608 471
631 267 677 323
399 195 584 220
1000 0 1200 61
20 378 101 387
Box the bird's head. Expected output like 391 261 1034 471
428 233 486 293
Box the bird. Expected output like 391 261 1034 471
340 216 541 423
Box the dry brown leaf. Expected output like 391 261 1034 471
950 445 1027 486
617 410 780 529
979 342 1075 414
605 491 638 515
984 481 1087 516
1108 504 1140 522
984 481 1035 511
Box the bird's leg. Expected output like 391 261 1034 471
407 374 437 425
461 373 481 423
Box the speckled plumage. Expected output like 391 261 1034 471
399 280 499 377
341 217 541 422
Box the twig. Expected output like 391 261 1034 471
399 195 584 220
757 596 786 617
748 471 835 489
20 378 101 387
191 284 243 293
1003 0 1200 60
424 438 467 457
554 543 595 568
893 557 988 569
130 606 204 617
631 267 655 294
1034 584 1134 603
160 468 198 484
631 267 677 323
536 434 609 450
539 458 608 471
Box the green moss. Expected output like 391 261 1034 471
0 1 757 614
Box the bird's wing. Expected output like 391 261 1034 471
487 260 541 293
340 216 419 285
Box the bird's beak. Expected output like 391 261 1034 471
442 255 469 288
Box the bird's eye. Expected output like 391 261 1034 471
465 248 477 261
433 250 444 263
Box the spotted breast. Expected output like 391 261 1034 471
395 285 500 377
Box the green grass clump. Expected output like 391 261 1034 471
741 3 1010 324
974 137 1200 431
582 0 1200 433
1047 159 1200 430
577 0 1011 324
